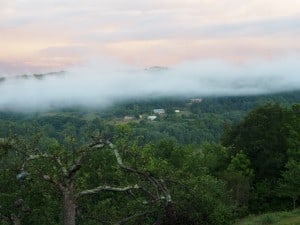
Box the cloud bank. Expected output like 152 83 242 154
0 57 299 112
1 0 300 69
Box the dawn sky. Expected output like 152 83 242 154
1 0 300 74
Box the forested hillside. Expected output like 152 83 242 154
0 91 299 225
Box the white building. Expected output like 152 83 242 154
153 109 165 114
147 115 157 121
190 98 203 103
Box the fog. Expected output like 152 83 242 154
0 57 300 111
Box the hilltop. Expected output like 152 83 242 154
0 71 66 83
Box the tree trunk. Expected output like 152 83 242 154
63 187 76 225
292 197 296 210
11 214 21 225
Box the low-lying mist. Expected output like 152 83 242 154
0 57 300 112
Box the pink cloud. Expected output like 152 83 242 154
1 0 300 73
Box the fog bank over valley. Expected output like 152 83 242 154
0 57 300 111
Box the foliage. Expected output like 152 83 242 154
1 92 300 224
224 151 254 216
222 103 300 212
276 160 300 209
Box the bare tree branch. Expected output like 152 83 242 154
42 174 65 192
27 153 68 177
66 141 107 179
107 141 172 204
55 157 68 176
67 164 81 179
0 214 11 224
76 184 140 198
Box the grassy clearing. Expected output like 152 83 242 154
235 209 300 225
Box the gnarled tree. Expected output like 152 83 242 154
16 137 172 225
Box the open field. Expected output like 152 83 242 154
235 209 300 225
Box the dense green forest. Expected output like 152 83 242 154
0 91 299 225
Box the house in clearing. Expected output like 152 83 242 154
153 109 165 114
190 98 203 103
147 115 157 121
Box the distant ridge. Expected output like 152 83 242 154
0 71 66 83
145 66 168 72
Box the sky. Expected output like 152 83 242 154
0 1 300 111
1 0 300 74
